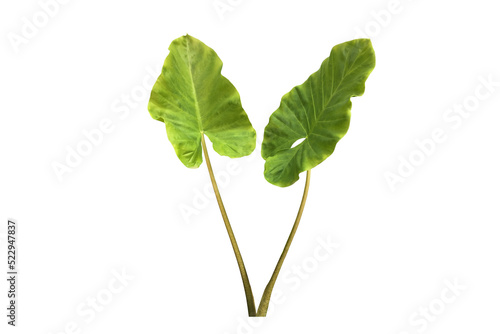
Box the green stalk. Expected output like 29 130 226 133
256 170 311 317
200 133 256 317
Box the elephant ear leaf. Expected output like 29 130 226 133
148 34 256 168
261 39 376 187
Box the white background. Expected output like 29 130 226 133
1 0 500 333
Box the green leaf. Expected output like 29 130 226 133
261 39 376 187
148 35 256 168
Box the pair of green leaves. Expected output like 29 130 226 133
148 35 376 186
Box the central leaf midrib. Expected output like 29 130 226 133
307 47 366 138
185 38 204 133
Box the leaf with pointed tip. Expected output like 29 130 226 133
148 35 256 168
262 39 376 187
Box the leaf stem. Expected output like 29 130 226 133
200 133 257 317
256 170 311 317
